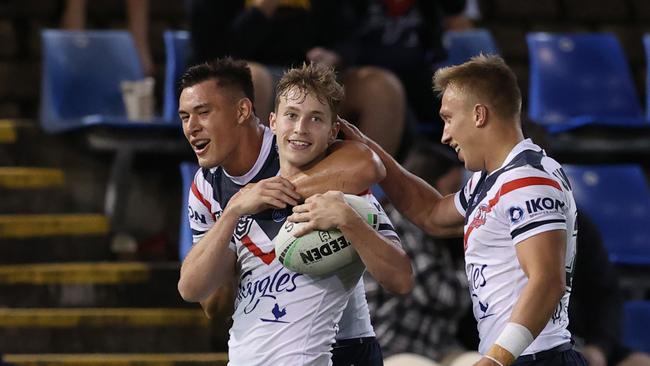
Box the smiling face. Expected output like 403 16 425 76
439 86 484 172
179 80 243 169
270 86 339 176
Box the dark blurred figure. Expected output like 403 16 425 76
365 143 475 363
186 0 407 158
569 213 650 366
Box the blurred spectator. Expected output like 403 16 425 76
569 213 650 366
61 0 154 76
350 0 467 125
186 0 408 158
365 142 472 363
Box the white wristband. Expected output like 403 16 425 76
494 322 534 359
484 355 504 366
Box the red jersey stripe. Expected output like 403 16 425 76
242 235 276 265
465 176 562 251
191 181 217 221
488 177 561 207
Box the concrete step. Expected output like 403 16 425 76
0 119 17 144
0 262 187 307
4 353 228 366
0 167 64 189
0 308 213 353
0 120 93 167
0 167 69 214
0 236 111 264
0 188 75 214
0 214 109 239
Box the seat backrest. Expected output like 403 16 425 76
643 34 650 121
163 30 191 124
440 28 499 68
623 301 650 353
179 161 199 261
563 164 650 265
40 30 145 132
527 33 643 128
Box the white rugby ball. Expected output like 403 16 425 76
274 194 380 276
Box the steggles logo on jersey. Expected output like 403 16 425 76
236 267 302 315
469 263 494 320
260 303 289 324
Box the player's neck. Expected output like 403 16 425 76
485 125 524 174
222 121 265 176
279 151 327 178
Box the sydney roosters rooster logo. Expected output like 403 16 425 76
469 204 490 229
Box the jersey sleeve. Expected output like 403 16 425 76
188 170 236 252
454 172 479 216
366 194 401 246
497 175 569 245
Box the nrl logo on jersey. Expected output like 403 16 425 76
234 216 254 240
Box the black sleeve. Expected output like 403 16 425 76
568 211 623 357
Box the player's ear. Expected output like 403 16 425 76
329 117 340 144
236 98 253 125
474 104 488 128
269 112 277 133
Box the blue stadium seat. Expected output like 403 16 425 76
179 162 199 261
163 30 192 124
563 164 650 265
623 301 650 353
438 28 500 68
527 33 647 134
40 29 172 133
643 34 650 121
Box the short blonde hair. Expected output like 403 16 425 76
275 63 344 123
433 54 521 120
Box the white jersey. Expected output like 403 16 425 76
453 139 577 355
187 127 394 365
336 280 375 339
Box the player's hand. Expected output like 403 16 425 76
227 176 301 216
288 191 353 237
337 117 369 145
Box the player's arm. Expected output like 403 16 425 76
178 202 239 302
178 176 300 302
200 282 235 319
480 230 567 366
339 119 463 237
288 134 386 199
290 191 414 295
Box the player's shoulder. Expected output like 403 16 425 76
192 166 220 198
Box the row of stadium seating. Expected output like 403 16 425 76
38 29 650 136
